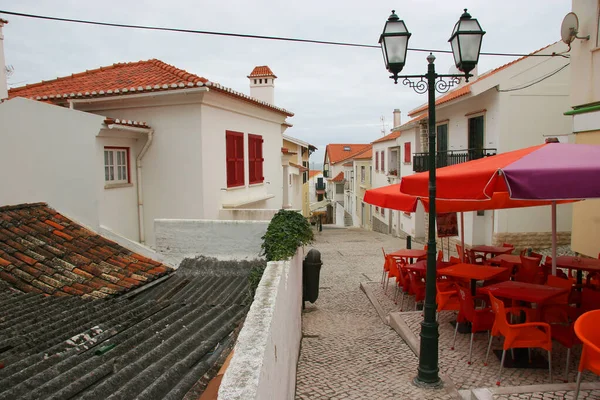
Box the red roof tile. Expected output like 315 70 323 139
325 144 371 165
8 59 293 116
309 170 321 179
330 172 344 182
372 131 401 144
408 43 555 117
0 203 172 298
353 147 373 160
248 66 277 78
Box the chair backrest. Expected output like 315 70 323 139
515 255 542 283
387 255 399 279
437 250 444 262
574 309 600 374
494 259 514 281
382 247 389 271
456 285 481 322
456 244 465 261
488 292 511 336
545 275 572 304
396 260 409 289
502 243 514 248
449 256 461 264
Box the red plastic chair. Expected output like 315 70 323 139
393 258 409 310
574 310 600 399
485 293 553 386
452 285 495 364
514 255 545 284
456 244 467 262
467 249 485 265
386 255 401 294
381 248 390 287
540 275 573 324
436 278 460 315
407 271 425 310
449 256 461 264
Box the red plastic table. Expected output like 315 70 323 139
438 263 509 295
487 254 522 266
388 249 427 264
556 256 600 285
480 281 568 305
471 245 514 260
403 260 451 274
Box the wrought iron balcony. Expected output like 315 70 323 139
412 148 497 172
315 182 326 192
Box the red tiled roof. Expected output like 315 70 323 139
309 170 321 179
281 147 298 155
353 147 373 160
248 66 277 78
330 172 344 182
372 131 401 144
8 59 293 116
290 162 308 172
104 118 151 129
0 203 172 298
325 144 371 165
408 43 555 117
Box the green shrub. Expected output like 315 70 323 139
261 209 314 261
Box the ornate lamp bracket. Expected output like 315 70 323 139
397 74 465 94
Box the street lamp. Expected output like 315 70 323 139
379 9 485 387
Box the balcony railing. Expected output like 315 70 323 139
315 182 326 191
413 148 497 172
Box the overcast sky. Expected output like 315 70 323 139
1 0 571 166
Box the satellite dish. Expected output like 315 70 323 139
561 12 590 45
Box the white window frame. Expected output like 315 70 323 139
104 147 129 185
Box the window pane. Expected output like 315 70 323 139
117 165 122 180
104 150 109 165
121 166 127 181
110 166 114 181
105 166 109 181
117 151 121 165
109 151 114 166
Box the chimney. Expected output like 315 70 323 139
0 19 8 100
248 66 276 105
393 109 401 129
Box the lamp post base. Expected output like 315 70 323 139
412 376 444 389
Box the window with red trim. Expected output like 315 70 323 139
226 131 245 187
375 151 379 171
104 147 130 184
248 134 264 184
404 142 411 163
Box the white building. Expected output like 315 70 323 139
3 60 298 247
308 170 325 203
391 41 573 249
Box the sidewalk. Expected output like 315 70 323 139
295 226 456 399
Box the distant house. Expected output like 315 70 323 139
569 0 600 257
282 135 317 217
373 42 573 249
346 146 373 229
3 59 301 247
308 170 325 203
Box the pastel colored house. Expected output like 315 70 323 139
308 170 326 203
4 59 302 247
373 42 573 249
569 0 600 257
282 134 317 217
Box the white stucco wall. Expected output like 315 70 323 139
335 202 346 227
97 135 143 242
0 98 104 229
201 92 286 216
154 219 269 265
219 248 303 400
570 0 600 108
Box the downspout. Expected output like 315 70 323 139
137 129 154 244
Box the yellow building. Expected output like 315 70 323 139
282 135 316 217
568 0 600 257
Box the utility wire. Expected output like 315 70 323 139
0 9 561 57
497 62 570 92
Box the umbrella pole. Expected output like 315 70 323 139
460 212 465 262
552 201 557 276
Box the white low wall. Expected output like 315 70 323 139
99 225 175 267
335 202 345 227
219 247 304 400
154 219 269 265
218 208 281 221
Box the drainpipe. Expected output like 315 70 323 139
136 129 154 243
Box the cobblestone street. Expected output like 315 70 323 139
295 226 456 400
295 226 600 400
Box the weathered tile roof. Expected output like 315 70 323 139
0 256 254 399
348 146 372 160
104 117 151 129
371 130 401 144
0 203 171 298
330 171 344 182
325 144 371 165
247 65 277 78
309 170 321 179
8 59 293 116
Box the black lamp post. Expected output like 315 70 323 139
379 9 485 387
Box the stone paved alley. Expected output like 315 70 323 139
295 226 600 400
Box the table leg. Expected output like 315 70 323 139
470 279 477 296
577 270 583 287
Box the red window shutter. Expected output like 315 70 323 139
375 152 379 170
404 142 411 163
226 131 245 187
248 134 264 184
